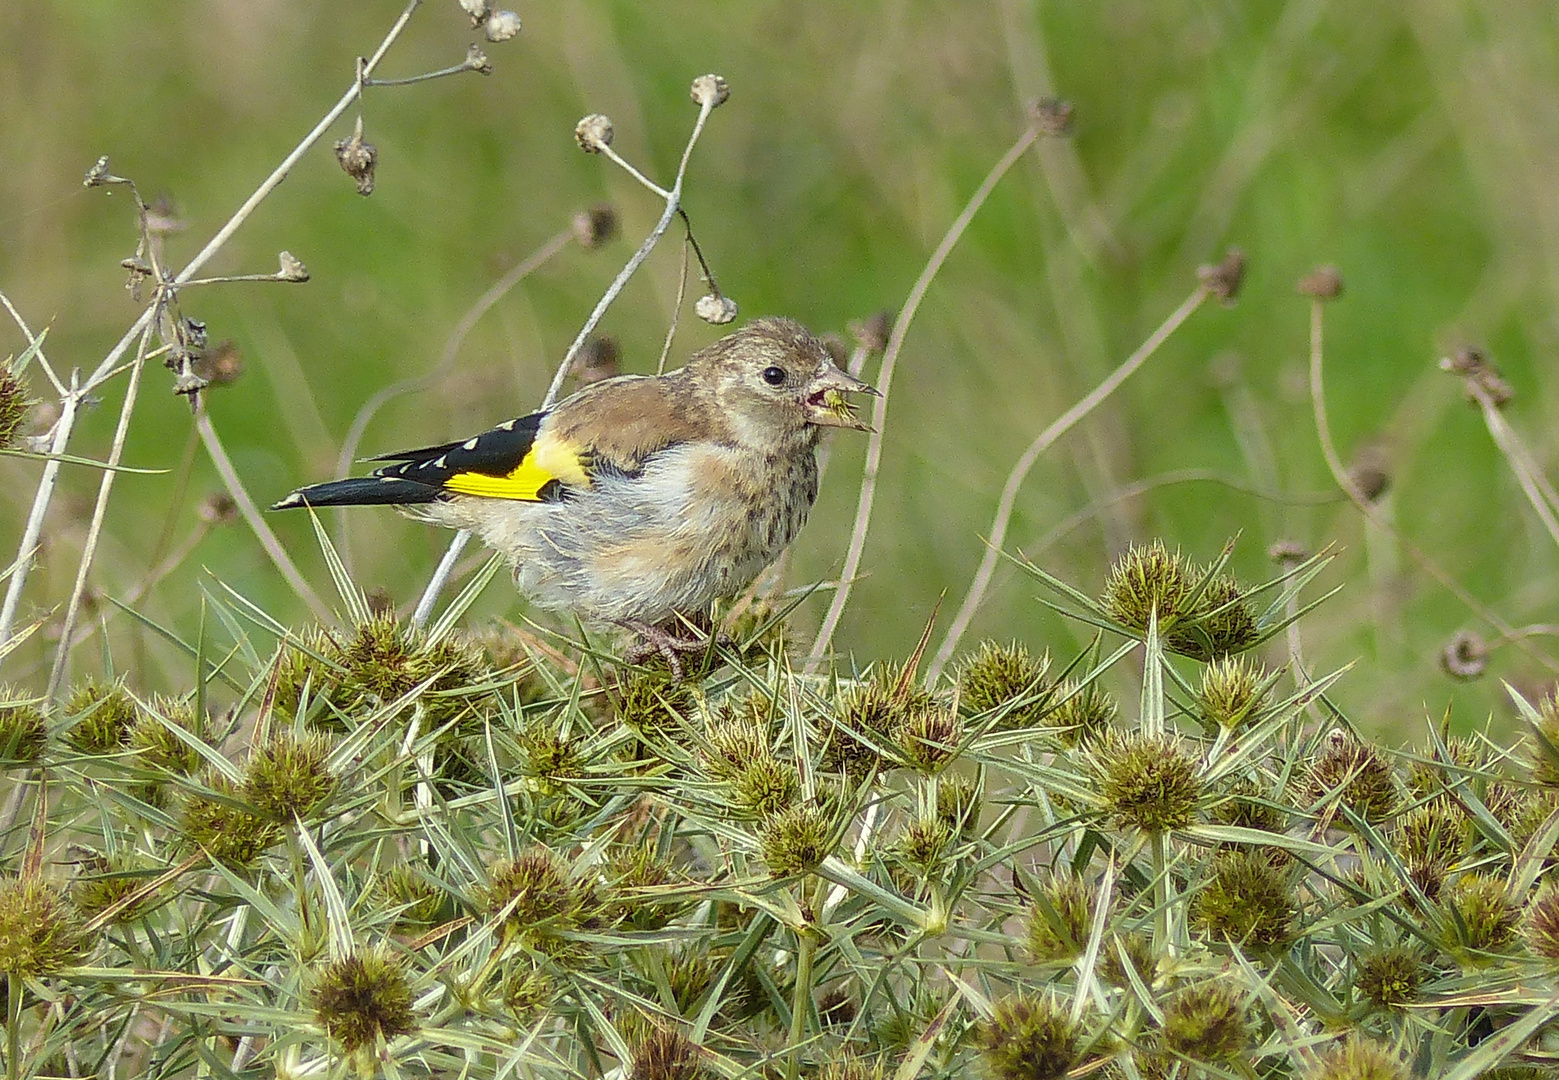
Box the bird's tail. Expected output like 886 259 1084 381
270 477 443 510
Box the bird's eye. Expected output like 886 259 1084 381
761 366 786 387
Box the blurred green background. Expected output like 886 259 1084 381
3 0 1558 738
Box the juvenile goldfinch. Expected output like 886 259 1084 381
273 317 876 671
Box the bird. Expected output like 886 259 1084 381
273 317 877 675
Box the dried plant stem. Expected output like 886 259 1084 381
195 404 333 624
655 237 692 376
1466 384 1559 549
927 285 1210 679
415 94 719 626
1306 298 1554 673
0 292 66 396
802 121 1047 674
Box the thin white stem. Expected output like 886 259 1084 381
804 122 1044 675
655 238 691 376
0 292 66 397
415 95 719 622
1470 388 1559 549
196 405 333 624
45 322 154 700
600 145 671 200
412 529 470 629
926 285 1210 680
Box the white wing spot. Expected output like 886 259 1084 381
434 456 449 469
463 438 479 450
498 420 515 431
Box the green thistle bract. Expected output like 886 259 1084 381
958 641 1050 728
63 677 136 754
1308 1036 1408 1080
1355 945 1423 1008
503 964 553 1019
1102 541 1194 632
1097 732 1202 834
729 755 800 818
617 673 693 740
1445 873 1518 956
0 878 87 977
0 359 33 450
979 993 1079 1080
484 847 580 938
311 951 417 1054
242 730 336 821
1193 849 1295 948
1196 656 1268 729
1046 679 1116 745
760 804 833 876
517 720 583 795
1305 731 1398 824
1161 981 1249 1061
375 864 444 929
822 679 897 775
1026 875 1094 963
897 817 954 877
0 687 46 766
896 701 962 773
630 1027 703 1080
130 696 205 776
178 772 281 867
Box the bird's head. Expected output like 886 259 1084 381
688 317 879 447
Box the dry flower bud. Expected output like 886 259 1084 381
276 251 309 282
572 203 620 249
196 492 238 524
181 316 209 351
1029 98 1074 136
1347 445 1390 503
1297 265 1344 299
574 114 614 153
83 156 115 187
465 43 493 75
458 0 490 24
334 125 378 196
695 294 738 324
572 335 620 384
172 370 210 398
483 9 521 41
850 311 893 353
193 340 244 386
1268 539 1308 564
690 74 730 109
1441 630 1487 680
1198 248 1246 304
1438 346 1513 408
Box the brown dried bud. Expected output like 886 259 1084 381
465 43 492 75
483 9 521 41
1267 540 1308 565
572 336 620 385
849 311 893 353
1441 631 1488 681
1297 265 1344 300
193 340 244 387
1029 98 1074 136
196 493 238 525
1347 445 1390 503
334 124 378 196
1438 347 1513 409
572 204 619 249
1198 248 1246 305
277 251 309 283
574 115 614 154
695 294 738 325
172 370 210 398
690 74 730 109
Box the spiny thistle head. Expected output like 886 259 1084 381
375 864 444 929
979 993 1080 1080
1211 777 1285 833
1526 883 1559 964
1445 873 1518 956
823 679 899 775
1096 732 1202 834
1160 980 1250 1062
1196 656 1268 729
760 804 833 877
818 1058 882 1080
629 1028 703 1080
1046 680 1117 745
1193 849 1295 948
701 711 771 781
937 774 981 834
339 611 487 718
958 641 1051 727
516 720 583 795
130 696 205 777
1100 931 1155 988
242 730 336 822
602 844 690 930
729 756 801 819
0 687 46 766
1307 1036 1408 1080
1102 541 1194 631
64 677 137 754
1393 802 1466 868
1026 875 1094 964
271 626 345 721
0 878 88 977
311 951 417 1054
1304 730 1398 824
897 817 954 878
0 359 33 449
896 701 963 773
178 772 281 868
1531 690 1559 787
503 964 553 1019
1355 945 1424 1008
1405 736 1480 801
616 673 693 740
484 847 580 935
1170 573 1260 660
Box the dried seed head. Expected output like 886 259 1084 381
191 341 244 388
1029 97 1074 135
0 878 88 977
375 864 443 929
0 687 46 767
631 1028 703 1080
574 114 614 153
1102 540 1194 632
897 817 954 877
1046 679 1116 745
1161 981 1250 1062
760 804 833 876
1304 730 1398 824
196 491 238 523
1268 539 1309 565
458 0 490 23
1355 945 1424 1008
1096 732 1202 834
1193 849 1294 948
484 9 521 41
311 951 417 1054
695 294 738 324
333 123 378 196
958 641 1051 728
1196 656 1268 729
1026 875 1094 963
243 730 337 822
0 360 33 451
1439 346 1514 408
83 155 114 187
1525 884 1559 963
1445 873 1519 955
572 204 620 249
979 994 1079 1080
1347 444 1391 502
1198 248 1246 304
64 677 137 754
1297 265 1344 300
179 772 281 868
275 250 309 283
484 847 580 936
1441 630 1488 680
689 73 730 109
465 42 492 74
1309 1036 1408 1080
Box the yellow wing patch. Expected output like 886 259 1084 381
443 431 591 501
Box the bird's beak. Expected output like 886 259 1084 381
804 365 880 431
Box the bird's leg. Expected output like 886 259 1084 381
616 618 713 681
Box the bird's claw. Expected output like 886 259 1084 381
617 619 728 681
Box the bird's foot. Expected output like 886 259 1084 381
616 618 728 681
